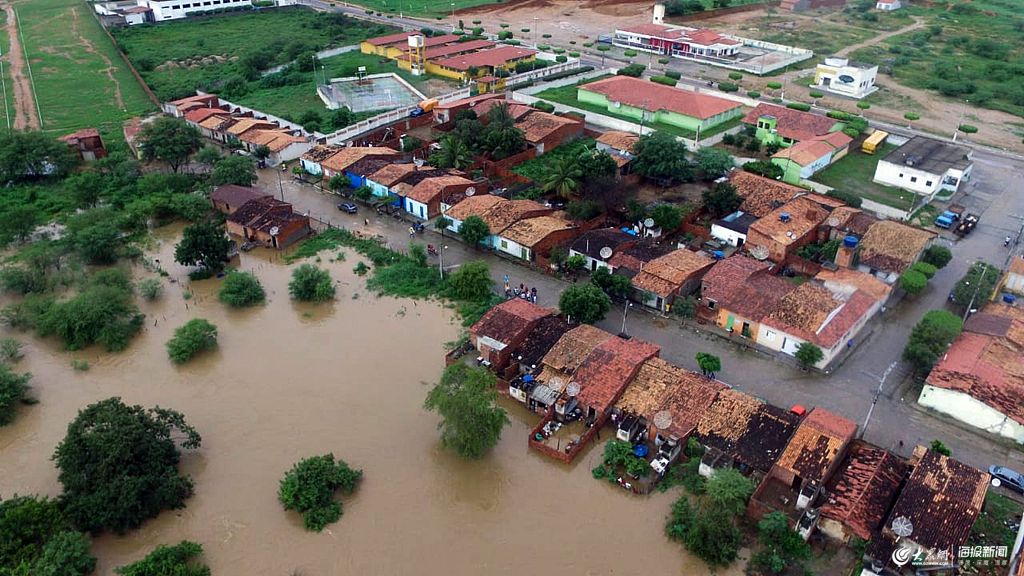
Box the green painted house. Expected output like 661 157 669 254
577 76 743 135
741 103 843 148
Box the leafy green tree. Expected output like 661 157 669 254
0 495 65 569
66 211 125 265
743 160 784 180
211 155 257 187
704 468 754 515
64 171 106 208
685 507 743 567
138 117 202 173
577 150 619 185
37 286 143 352
665 495 694 542
695 352 721 377
0 363 32 426
0 204 42 246
701 182 743 218
424 363 510 459
445 261 493 301
278 454 363 531
921 245 952 269
54 398 202 534
430 135 474 170
194 145 222 168
695 147 735 179
542 156 583 198
910 261 937 279
435 216 452 238
902 310 963 374
175 220 231 273
564 254 587 273
218 271 265 307
482 103 526 160
34 531 96 576
565 200 601 221
252 144 272 163
749 511 811 574
591 267 632 300
0 131 79 183
0 265 49 295
289 264 335 302
559 283 611 324
458 215 491 247
794 342 824 368
930 439 952 456
114 541 209 576
950 261 999 306
650 203 686 232
138 278 164 301
900 269 928 295
632 131 694 184
166 319 218 364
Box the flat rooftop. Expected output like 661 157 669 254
882 136 972 175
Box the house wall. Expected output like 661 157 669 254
300 158 324 176
578 88 742 133
404 197 432 220
710 223 747 247
873 160 945 197
814 63 877 99
141 0 252 21
1006 272 1024 295
568 250 612 272
918 385 1024 443
496 235 531 261
717 308 762 340
531 120 584 156
272 140 313 166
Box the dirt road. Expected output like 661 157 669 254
834 17 923 57
1 2 39 130
70 6 125 110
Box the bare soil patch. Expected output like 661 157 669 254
1 2 39 130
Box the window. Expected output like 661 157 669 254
925 180 932 187
764 330 775 342
910 176 917 183
500 239 508 249
706 299 716 310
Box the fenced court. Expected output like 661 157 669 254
317 73 425 113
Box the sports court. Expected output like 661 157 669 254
318 73 426 113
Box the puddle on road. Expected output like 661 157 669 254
0 224 737 575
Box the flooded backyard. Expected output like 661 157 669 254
0 224 740 575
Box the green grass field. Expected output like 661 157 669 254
16 0 154 135
0 8 13 132
347 0 501 19
812 143 913 210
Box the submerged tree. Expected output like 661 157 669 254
278 454 363 532
424 363 509 459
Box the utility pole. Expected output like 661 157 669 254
619 301 632 336
962 262 989 323
860 361 898 441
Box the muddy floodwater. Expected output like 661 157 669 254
0 225 740 575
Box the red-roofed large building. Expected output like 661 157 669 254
613 22 741 60
919 303 1024 443
743 103 843 147
577 76 743 135
469 299 554 371
404 174 481 219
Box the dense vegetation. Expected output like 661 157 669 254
218 271 267 307
902 310 963 375
278 454 363 531
0 495 96 576
166 319 219 364
424 364 510 459
114 541 209 576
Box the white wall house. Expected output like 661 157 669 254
875 0 901 10
496 235 531 261
918 385 1024 443
873 136 973 200
710 211 756 247
140 0 252 21
814 57 878 99
404 197 429 220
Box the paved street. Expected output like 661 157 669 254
261 147 1024 474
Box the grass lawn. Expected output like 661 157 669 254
347 0 501 19
534 76 742 141
758 23 875 61
812 143 914 211
16 0 154 134
969 492 1022 550
112 8 400 101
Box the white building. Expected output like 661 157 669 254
873 136 973 200
709 210 757 247
139 0 253 22
875 0 901 10
813 57 878 99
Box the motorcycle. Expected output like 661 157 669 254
413 222 425 234
427 244 438 256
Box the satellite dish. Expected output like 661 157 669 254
465 187 476 196
549 376 564 391
827 217 840 227
751 245 769 261
891 516 914 538
599 246 613 259
653 410 672 429
643 218 655 229
566 382 581 397
269 226 280 236
991 477 1002 488
413 158 425 167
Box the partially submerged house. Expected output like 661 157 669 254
508 315 573 378
819 442 908 544
864 447 989 576
210 185 270 215
695 389 801 478
225 197 311 249
630 248 714 312
569 228 639 272
469 298 553 371
749 407 857 522
919 303 1024 443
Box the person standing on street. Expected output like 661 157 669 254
408 226 414 238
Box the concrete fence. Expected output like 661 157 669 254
802 179 912 221
323 86 471 144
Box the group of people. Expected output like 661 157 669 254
505 281 538 303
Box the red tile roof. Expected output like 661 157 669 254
614 357 724 439
59 127 101 141
321 147 399 174
631 248 714 298
210 185 270 208
748 195 829 247
500 214 575 248
617 23 740 46
822 442 909 541
405 174 476 204
772 131 852 166
742 103 839 142
763 283 877 349
472 98 533 120
775 407 856 483
183 107 228 124
433 46 537 71
581 76 742 120
541 324 615 374
574 337 660 414
470 298 553 346
514 111 581 144
618 23 689 40
418 39 494 60
858 220 935 274
729 171 806 217
364 31 416 47
685 28 741 47
696 389 801 474
596 130 639 152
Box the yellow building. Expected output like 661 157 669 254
427 46 537 82
359 31 416 56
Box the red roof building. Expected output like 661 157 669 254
59 128 106 161
580 75 743 121
432 46 537 73
225 197 311 249
469 299 554 371
743 103 840 143
819 442 908 543
613 23 741 59
574 337 660 420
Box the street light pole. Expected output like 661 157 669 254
439 244 449 279
859 361 897 442
620 301 632 336
962 263 989 322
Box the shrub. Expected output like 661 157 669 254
904 112 920 120
746 90 760 98
721 133 735 145
658 57 671 65
617 63 645 77
497 30 512 40
623 49 638 57
921 245 952 269
665 70 681 80
520 28 530 33
958 124 978 134
809 90 824 98
903 310 963 374
289 264 335 302
569 51 580 57
136 277 164 302
555 55 567 62
727 71 742 80
826 189 863 208
218 271 265 307
827 111 851 120
718 82 739 92
857 101 871 109
504 39 521 45
166 319 217 364
766 81 782 90
537 44 550 51
597 44 610 52
500 23 509 28
0 337 22 362
651 75 677 86
533 101 555 113
0 363 32 425
911 261 938 279
786 102 811 111
542 32 551 38
114 540 208 576
583 42 593 47
278 454 362 532
37 286 143 352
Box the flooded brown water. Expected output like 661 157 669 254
0 224 740 575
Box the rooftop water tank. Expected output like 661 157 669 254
779 212 791 223
843 235 859 248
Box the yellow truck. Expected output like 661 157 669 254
861 130 889 154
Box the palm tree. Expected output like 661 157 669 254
430 135 473 170
542 156 583 198
486 102 516 132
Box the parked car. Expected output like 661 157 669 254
337 202 358 214
989 465 1024 493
